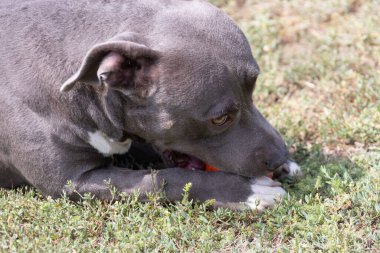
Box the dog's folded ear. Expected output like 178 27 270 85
60 41 160 94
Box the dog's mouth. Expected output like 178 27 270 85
161 149 295 179
116 139 293 177
162 150 206 170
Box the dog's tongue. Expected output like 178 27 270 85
179 156 205 170
163 150 205 170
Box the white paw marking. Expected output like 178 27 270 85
88 131 132 156
245 177 286 211
287 161 302 177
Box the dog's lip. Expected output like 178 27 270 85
162 150 205 170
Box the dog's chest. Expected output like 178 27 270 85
87 131 132 156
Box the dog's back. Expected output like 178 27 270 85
0 0 160 92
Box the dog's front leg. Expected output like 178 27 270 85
67 167 285 211
157 169 286 211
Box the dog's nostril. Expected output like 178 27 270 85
282 164 290 174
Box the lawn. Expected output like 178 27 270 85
1 0 379 252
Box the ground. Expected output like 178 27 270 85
0 0 379 251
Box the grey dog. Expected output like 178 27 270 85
0 0 301 210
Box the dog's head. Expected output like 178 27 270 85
61 2 289 177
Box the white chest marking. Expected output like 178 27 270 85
88 131 132 156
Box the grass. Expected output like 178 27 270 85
1 0 379 251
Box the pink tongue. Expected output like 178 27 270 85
167 151 205 170
183 157 205 170
164 151 205 170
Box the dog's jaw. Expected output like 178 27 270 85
244 177 286 211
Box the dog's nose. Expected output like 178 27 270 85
255 148 289 172
265 157 287 171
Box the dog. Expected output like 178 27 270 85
0 0 301 210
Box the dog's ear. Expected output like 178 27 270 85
60 41 160 94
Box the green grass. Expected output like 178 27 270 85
1 0 379 251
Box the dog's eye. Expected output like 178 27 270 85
211 114 231 126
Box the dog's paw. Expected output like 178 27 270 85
244 176 286 211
